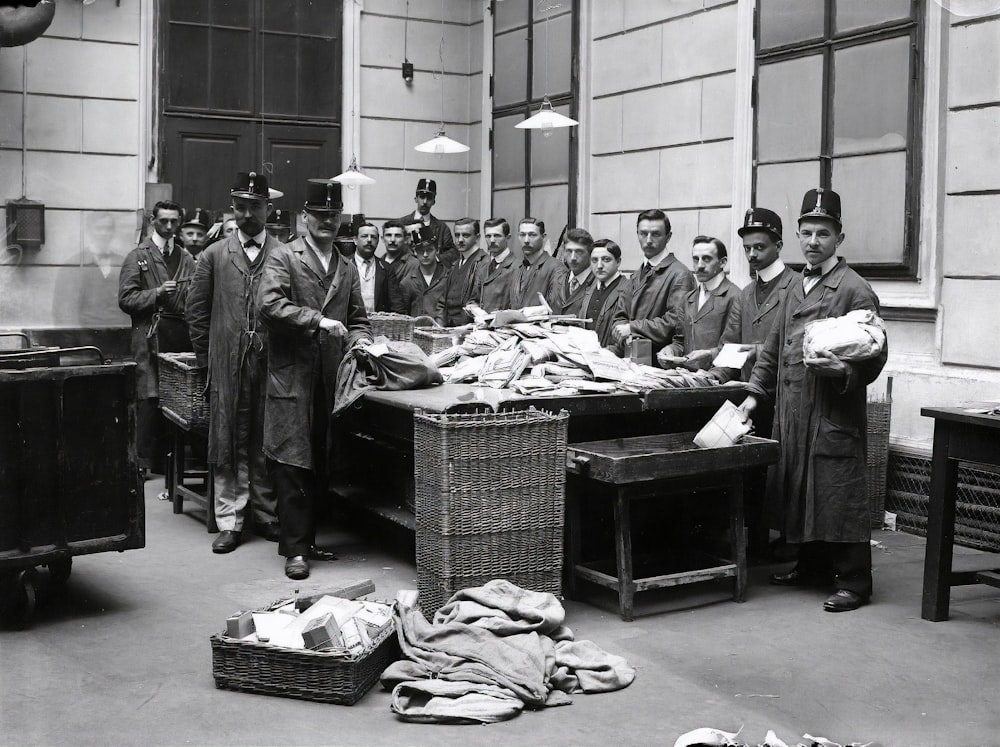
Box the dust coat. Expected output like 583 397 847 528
662 276 740 365
746 258 887 544
396 261 448 318
557 272 595 318
117 238 196 399
578 275 627 348
611 253 696 352
185 233 278 467
258 238 371 471
508 251 567 310
472 253 518 312
437 247 486 326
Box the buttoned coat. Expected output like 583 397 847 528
386 254 419 314
557 272 595 318
746 258 886 544
579 275 627 348
258 238 371 471
662 276 740 365
186 233 278 467
437 247 486 326
118 238 196 399
612 253 696 351
397 261 448 318
396 212 458 267
472 253 518 312
508 251 568 309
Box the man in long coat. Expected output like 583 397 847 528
508 218 567 310
556 228 595 318
118 199 196 473
740 188 887 613
436 217 486 326
258 179 372 580
471 217 517 312
186 171 279 554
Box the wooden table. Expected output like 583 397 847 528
920 407 1000 621
564 432 779 621
161 406 216 533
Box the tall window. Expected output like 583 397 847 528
753 0 921 278
491 0 578 241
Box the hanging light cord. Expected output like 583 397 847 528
403 0 410 64
435 0 446 128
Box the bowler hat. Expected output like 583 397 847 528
798 188 842 226
182 207 213 232
265 207 291 228
231 171 269 200
304 179 344 212
415 178 437 196
738 207 783 241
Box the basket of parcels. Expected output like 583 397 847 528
413 407 569 616
157 352 208 430
367 312 416 343
413 325 471 356
210 590 399 705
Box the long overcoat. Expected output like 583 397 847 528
257 238 371 471
661 276 740 363
578 275 627 348
186 232 278 467
118 238 196 399
437 247 486 326
746 258 886 543
612 253 695 350
472 253 517 312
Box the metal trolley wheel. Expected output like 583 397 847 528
47 558 72 585
1 568 38 630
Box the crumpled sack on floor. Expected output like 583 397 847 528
381 579 635 724
389 678 524 724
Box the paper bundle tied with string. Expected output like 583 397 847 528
693 400 752 449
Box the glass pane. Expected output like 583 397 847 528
170 0 208 24
169 25 209 108
754 160 821 251
262 34 298 114
492 188 525 227
529 104 571 183
836 0 912 34
494 114 526 189
532 10 571 99
262 0 296 33
494 30 528 107
757 55 823 162
833 152 906 264
299 0 338 37
759 0 824 49
299 36 338 117
212 0 252 28
211 29 253 112
529 184 569 244
833 37 909 155
495 0 529 33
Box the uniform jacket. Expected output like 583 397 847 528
437 247 486 326
118 238 196 399
579 275 627 348
258 237 371 471
508 251 567 309
396 261 448 318
662 276 740 366
612 253 696 351
396 212 458 267
186 232 278 467
557 272 595 318
472 253 518 312
746 258 886 544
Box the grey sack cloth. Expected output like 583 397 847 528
333 340 443 415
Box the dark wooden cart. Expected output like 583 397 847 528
0 354 144 627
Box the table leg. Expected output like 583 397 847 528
614 487 634 621
922 423 958 621
171 426 184 515
564 474 582 600
729 472 747 603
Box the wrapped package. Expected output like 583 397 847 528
802 309 886 362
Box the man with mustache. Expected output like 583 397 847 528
470 217 517 313
437 217 486 326
507 217 566 310
396 177 458 268
258 179 372 580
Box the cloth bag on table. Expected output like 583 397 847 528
333 340 443 415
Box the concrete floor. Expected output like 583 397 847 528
2 480 999 747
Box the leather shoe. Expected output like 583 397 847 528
212 530 241 554
823 589 868 612
254 523 281 542
284 555 310 580
769 567 832 587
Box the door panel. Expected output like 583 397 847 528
161 117 254 213
262 123 341 212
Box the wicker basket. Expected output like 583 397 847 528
368 312 416 343
413 326 470 356
413 407 569 616
866 377 893 527
157 352 208 430
210 623 399 705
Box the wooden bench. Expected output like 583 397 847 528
565 432 780 621
162 406 216 532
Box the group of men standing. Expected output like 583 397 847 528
119 174 885 607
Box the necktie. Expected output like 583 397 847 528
162 242 171 261
458 257 466 269
243 238 259 249
638 262 650 282
491 259 499 273
570 277 580 294
802 265 823 277
363 258 373 279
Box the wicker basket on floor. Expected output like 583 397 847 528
866 377 893 527
210 623 399 705
157 352 208 430
368 312 416 343
413 407 569 616
413 326 470 356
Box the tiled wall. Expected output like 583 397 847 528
587 1 737 270
0 0 142 328
356 0 484 226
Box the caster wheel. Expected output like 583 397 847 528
1 568 37 630
48 558 72 584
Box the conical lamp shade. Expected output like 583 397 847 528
333 155 376 186
415 129 470 154
516 98 578 130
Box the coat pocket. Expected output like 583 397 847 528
814 416 860 457
266 363 298 399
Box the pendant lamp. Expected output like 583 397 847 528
333 154 376 187
517 2 578 133
415 0 469 154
